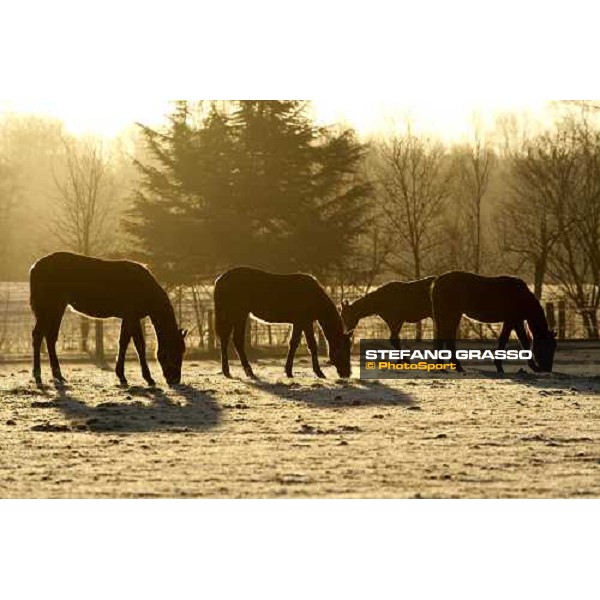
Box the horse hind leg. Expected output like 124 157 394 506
32 320 44 386
45 305 67 383
388 320 403 350
438 314 463 372
115 320 132 386
232 315 255 378
216 315 234 378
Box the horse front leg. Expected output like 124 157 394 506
303 324 325 378
285 324 303 377
494 322 514 373
447 338 464 373
131 320 156 386
232 315 255 378
514 321 538 372
116 320 132 386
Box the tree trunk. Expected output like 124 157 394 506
533 260 545 299
80 317 90 352
582 309 599 339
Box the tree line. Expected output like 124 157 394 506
0 100 599 338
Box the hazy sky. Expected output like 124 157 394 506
0 99 551 141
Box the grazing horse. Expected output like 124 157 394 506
341 277 435 349
30 252 187 386
431 271 557 373
214 266 353 379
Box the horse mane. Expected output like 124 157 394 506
524 290 551 337
315 284 346 340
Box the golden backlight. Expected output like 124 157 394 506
1 99 551 141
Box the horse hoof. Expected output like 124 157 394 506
118 379 128 387
222 370 232 378
315 372 326 379
285 372 294 378
147 379 156 387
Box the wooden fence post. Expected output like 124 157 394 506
80 317 90 352
207 310 215 351
546 302 556 332
557 300 566 339
245 318 252 351
317 325 326 354
95 320 104 362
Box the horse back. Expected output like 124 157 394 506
432 271 533 322
30 252 159 319
214 266 329 323
375 276 435 321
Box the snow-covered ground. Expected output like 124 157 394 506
0 358 599 498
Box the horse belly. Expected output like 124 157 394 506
464 308 504 324
404 307 431 322
251 306 295 324
69 294 128 319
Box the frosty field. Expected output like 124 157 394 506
0 359 599 498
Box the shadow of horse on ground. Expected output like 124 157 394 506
243 377 418 408
456 367 600 396
32 382 221 433
501 370 600 396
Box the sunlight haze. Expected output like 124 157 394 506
1 99 552 140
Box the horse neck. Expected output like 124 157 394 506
525 294 550 338
148 290 179 344
349 292 379 320
317 294 345 344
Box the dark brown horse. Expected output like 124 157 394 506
214 267 353 379
341 277 435 349
30 252 187 386
431 271 556 373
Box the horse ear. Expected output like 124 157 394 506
550 330 557 338
180 328 188 339
341 300 349 309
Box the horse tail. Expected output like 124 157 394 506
213 277 231 342
429 277 443 340
29 262 42 317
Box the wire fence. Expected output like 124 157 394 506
0 281 597 360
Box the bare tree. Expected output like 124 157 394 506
375 129 454 280
452 125 494 273
51 135 117 355
51 135 116 256
498 126 577 298
0 156 17 279
548 118 600 337
374 128 454 338
500 115 600 337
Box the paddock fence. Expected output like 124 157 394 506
0 282 596 361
